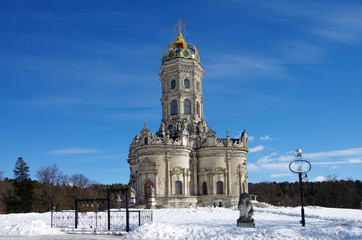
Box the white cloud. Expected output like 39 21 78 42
247 163 260 171
205 55 283 79
349 158 362 164
304 147 362 159
256 155 272 164
49 148 101 155
249 147 362 180
312 176 327 182
253 2 362 45
280 41 325 64
312 159 362 166
248 136 255 142
311 5 362 44
249 145 264 153
269 173 292 178
260 135 273 141
277 155 293 162
258 162 289 171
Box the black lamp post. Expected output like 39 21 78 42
289 149 311 227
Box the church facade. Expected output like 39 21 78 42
127 22 249 208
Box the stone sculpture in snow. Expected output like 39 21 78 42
129 187 136 204
148 185 156 208
237 193 255 228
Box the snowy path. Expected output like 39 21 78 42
0 206 361 240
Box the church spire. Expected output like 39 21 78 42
158 20 206 138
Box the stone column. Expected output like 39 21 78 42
239 164 242 195
224 172 228 194
187 170 190 195
209 173 213 195
226 157 231 195
165 154 170 196
183 169 187 196
192 158 198 195
169 171 173 194
138 176 142 200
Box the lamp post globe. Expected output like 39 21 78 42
293 149 303 158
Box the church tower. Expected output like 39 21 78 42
158 20 207 143
127 19 249 208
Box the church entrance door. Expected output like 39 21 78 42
144 181 154 199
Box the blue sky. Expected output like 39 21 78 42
1 0 361 184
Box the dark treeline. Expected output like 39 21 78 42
0 157 128 214
1 158 361 213
249 179 361 209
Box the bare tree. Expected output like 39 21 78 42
69 173 91 188
67 173 94 202
36 164 67 186
36 164 67 211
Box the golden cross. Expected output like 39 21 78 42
173 18 187 34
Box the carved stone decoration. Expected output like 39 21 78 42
206 126 216 137
129 187 136 205
236 193 255 228
139 158 157 173
130 187 136 199
148 185 156 208
158 177 164 185
150 185 155 198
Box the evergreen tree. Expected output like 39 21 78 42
10 157 34 213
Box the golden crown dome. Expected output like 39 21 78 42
162 19 200 64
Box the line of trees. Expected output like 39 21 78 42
249 179 361 209
1 157 361 213
0 157 127 213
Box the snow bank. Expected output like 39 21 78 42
0 212 62 236
0 206 361 239
124 206 362 240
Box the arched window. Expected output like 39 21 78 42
175 181 182 194
202 182 207 195
168 125 174 133
196 102 200 117
217 181 223 194
171 100 178 115
184 79 190 88
144 137 148 145
186 124 192 133
184 99 191 114
171 80 176 89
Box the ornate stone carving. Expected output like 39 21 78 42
150 185 155 198
237 193 255 228
130 187 136 199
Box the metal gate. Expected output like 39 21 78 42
51 209 153 232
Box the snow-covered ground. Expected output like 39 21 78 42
0 206 361 240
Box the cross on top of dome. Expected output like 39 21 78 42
162 19 200 63
173 18 187 34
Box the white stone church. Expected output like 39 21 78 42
127 21 249 208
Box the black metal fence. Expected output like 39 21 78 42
51 209 153 232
